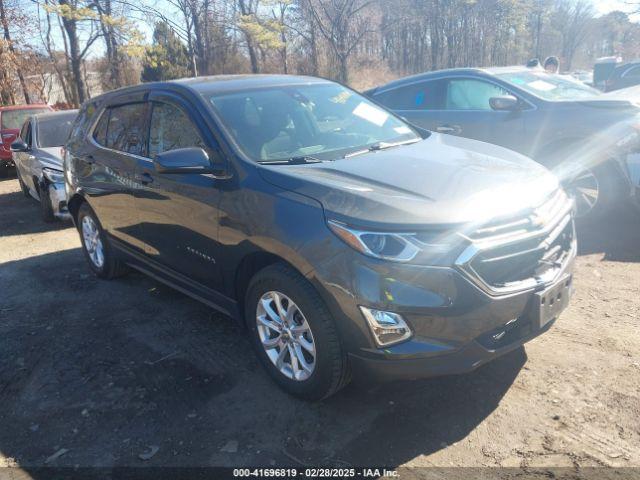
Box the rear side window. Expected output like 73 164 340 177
374 80 446 110
96 103 147 156
148 101 205 157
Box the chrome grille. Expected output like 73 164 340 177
456 190 576 295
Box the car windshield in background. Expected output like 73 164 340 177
207 83 420 162
37 115 76 148
1 108 50 129
497 71 601 100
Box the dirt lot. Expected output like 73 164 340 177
1 175 639 474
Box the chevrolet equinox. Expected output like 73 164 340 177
64 75 576 400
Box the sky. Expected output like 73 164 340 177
593 0 639 19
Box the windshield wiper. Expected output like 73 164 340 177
258 155 324 165
344 138 421 159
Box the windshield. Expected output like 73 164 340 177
496 71 601 100
207 83 420 162
1 108 50 130
37 113 76 148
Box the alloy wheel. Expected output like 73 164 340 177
82 216 105 268
256 291 316 381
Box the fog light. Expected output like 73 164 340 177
359 307 412 347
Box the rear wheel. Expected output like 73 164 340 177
245 263 350 400
77 203 128 279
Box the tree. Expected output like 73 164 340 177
141 21 191 81
307 0 376 83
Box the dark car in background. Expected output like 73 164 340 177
604 61 640 92
64 75 575 399
12 109 78 222
367 66 640 218
0 104 53 177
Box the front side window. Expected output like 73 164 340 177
445 79 510 110
374 80 445 111
148 102 206 157
207 83 420 162
96 103 147 156
1 108 50 130
19 121 31 145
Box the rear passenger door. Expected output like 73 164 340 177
372 79 446 132
86 96 149 252
134 93 225 292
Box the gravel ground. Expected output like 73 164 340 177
0 175 639 474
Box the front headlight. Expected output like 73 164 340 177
327 220 459 264
42 167 64 184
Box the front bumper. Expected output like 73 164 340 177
47 181 71 220
311 210 576 382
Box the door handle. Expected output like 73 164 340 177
135 172 154 185
436 125 462 134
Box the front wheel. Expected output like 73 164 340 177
17 173 30 198
563 163 620 219
245 264 350 400
39 183 56 223
77 203 128 279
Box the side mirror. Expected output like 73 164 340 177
154 147 213 174
10 139 29 152
489 95 520 112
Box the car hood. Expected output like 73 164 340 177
258 133 559 228
36 147 64 170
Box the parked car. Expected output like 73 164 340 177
593 56 621 91
0 104 53 177
11 109 78 222
366 66 640 218
64 75 575 399
604 61 640 92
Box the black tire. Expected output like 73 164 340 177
77 202 129 279
39 183 56 223
541 146 621 219
17 173 30 198
0 163 8 178
245 263 350 400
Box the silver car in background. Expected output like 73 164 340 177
11 110 78 222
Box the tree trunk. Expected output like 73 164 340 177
0 0 30 103
59 0 87 105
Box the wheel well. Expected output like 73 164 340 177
234 252 296 319
67 194 86 224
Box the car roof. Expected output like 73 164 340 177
33 109 79 122
369 66 532 92
91 74 333 104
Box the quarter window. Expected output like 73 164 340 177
148 102 206 157
445 79 510 110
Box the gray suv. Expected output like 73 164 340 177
64 75 575 399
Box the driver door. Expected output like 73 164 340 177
434 78 527 152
